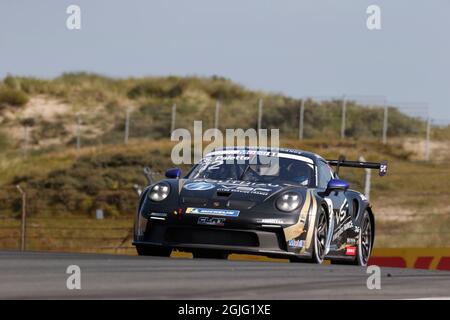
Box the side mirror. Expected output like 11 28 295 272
165 167 182 179
325 179 349 195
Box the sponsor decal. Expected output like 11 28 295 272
335 200 349 225
332 220 354 241
197 217 225 226
346 238 357 245
184 182 215 191
218 186 273 196
216 181 279 196
369 248 450 271
258 218 286 224
186 207 240 217
288 239 303 248
150 212 168 217
209 155 250 163
345 246 357 256
150 216 166 221
205 149 314 164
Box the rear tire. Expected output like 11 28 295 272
192 250 229 260
136 245 172 257
353 210 373 266
331 210 373 266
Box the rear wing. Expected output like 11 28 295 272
327 156 388 176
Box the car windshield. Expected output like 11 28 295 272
187 151 314 186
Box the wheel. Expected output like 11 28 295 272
311 206 328 264
354 210 373 266
290 206 328 264
136 245 172 257
331 210 373 266
192 250 229 260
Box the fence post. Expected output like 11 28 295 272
359 156 371 201
214 100 220 129
171 104 176 136
299 98 305 140
76 114 81 150
382 99 388 144
22 125 29 158
425 117 431 161
16 185 27 252
257 98 263 131
124 107 130 145
341 95 347 139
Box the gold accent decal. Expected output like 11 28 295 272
301 195 318 254
283 191 311 241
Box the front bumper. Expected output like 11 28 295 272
133 223 310 259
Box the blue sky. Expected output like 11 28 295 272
1 0 449 121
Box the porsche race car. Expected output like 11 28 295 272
133 147 387 266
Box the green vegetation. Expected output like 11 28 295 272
0 215 133 252
0 73 449 251
0 87 29 107
1 72 445 156
0 130 8 150
0 138 449 250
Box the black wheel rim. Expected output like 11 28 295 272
316 210 328 260
360 215 372 265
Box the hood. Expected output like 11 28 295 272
178 179 286 205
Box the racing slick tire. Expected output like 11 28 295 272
290 205 328 264
192 250 229 260
352 210 373 266
331 210 373 266
136 245 172 257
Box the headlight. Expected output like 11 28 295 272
276 192 302 212
148 183 170 202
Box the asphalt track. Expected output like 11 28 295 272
0 251 449 299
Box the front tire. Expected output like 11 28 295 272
136 245 172 257
312 206 328 264
290 205 328 264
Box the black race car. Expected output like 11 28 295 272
133 147 387 266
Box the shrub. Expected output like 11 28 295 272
0 87 29 106
35 120 68 139
127 79 185 99
3 75 20 89
0 130 9 150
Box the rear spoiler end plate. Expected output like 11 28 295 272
327 158 388 176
